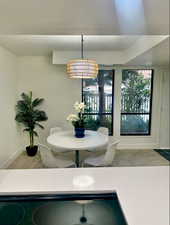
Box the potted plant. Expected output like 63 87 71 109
15 91 48 156
67 102 86 138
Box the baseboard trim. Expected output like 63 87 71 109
117 143 159 150
159 147 170 150
0 149 23 169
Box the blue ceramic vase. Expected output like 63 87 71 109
75 127 85 138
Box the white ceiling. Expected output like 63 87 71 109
0 35 140 55
0 35 169 66
0 0 169 35
127 37 170 66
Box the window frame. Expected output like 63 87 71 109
120 69 154 136
82 69 115 136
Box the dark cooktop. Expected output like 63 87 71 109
0 193 128 225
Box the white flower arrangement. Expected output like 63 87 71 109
67 102 86 128
67 114 79 122
74 101 86 113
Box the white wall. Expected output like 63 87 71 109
17 56 169 150
17 56 81 147
112 67 167 149
0 46 20 168
159 69 170 148
0 49 168 169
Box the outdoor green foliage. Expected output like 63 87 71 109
121 70 151 113
83 101 100 130
84 116 100 131
121 115 149 134
85 114 112 134
83 70 113 134
84 69 152 134
121 70 151 134
84 98 112 131
15 92 48 147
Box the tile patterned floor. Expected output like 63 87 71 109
7 149 169 169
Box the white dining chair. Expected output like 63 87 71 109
87 127 109 152
38 144 76 168
83 140 120 167
97 127 109 136
50 126 62 135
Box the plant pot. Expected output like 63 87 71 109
26 145 38 156
75 127 85 138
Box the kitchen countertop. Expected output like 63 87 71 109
0 166 169 225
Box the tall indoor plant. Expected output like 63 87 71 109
15 91 48 156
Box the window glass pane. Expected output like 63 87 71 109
121 114 150 134
121 69 153 135
121 70 152 113
83 70 113 135
83 70 113 113
85 114 113 134
102 71 113 113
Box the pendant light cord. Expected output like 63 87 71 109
81 34 84 59
81 34 84 102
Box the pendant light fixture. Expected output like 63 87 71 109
67 35 98 79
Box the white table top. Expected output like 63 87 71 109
0 166 169 225
47 130 108 151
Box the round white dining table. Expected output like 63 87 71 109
47 130 108 167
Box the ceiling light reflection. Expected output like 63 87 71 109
73 175 95 188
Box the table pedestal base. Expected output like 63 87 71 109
75 150 80 167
